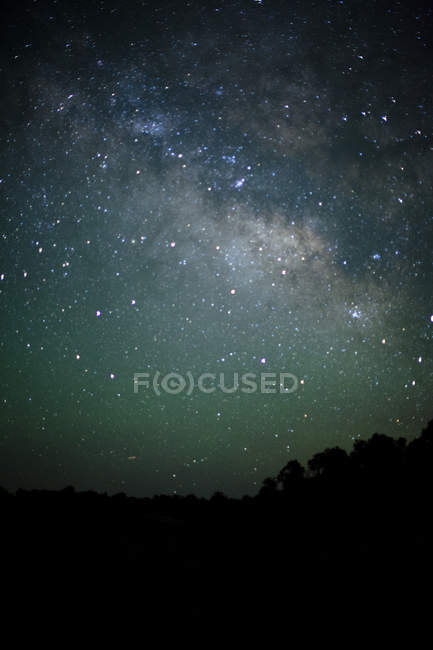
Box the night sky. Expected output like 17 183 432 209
1 0 432 497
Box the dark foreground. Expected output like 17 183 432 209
1 421 432 631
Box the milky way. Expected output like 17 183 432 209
0 0 432 496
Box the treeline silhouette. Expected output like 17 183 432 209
1 420 432 625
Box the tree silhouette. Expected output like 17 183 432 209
210 490 228 503
406 419 433 482
259 477 278 497
350 433 406 481
308 447 350 481
277 460 305 490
